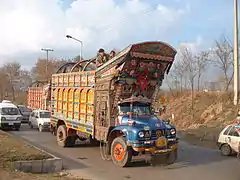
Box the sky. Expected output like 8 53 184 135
0 0 234 70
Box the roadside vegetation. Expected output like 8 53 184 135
0 131 82 180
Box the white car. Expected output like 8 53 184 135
217 124 240 156
29 109 51 132
0 102 22 131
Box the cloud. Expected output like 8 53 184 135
0 0 189 64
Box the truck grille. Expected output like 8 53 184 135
151 129 165 138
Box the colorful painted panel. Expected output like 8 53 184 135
74 74 80 87
73 89 80 102
87 72 95 86
63 75 68 86
81 73 87 87
69 74 74 86
58 75 63 86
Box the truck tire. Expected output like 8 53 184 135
166 149 178 165
111 137 132 167
57 125 68 147
56 125 76 147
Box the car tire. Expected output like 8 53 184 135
29 122 33 129
220 143 232 156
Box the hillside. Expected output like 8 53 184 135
159 91 240 146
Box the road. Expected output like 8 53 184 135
9 124 240 180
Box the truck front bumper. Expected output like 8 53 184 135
129 138 178 155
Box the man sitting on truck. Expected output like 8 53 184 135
96 48 109 68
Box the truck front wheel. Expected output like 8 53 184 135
111 137 132 167
56 125 76 147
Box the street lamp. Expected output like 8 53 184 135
234 0 239 105
66 35 83 61
41 48 54 82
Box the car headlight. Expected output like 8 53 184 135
16 117 21 121
138 131 145 138
1 117 6 121
170 129 176 135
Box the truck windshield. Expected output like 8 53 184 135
119 102 151 115
1 108 19 115
39 112 51 118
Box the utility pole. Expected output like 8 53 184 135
41 48 54 82
66 35 83 61
234 0 239 105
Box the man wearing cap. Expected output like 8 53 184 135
96 48 108 68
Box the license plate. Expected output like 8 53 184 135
156 138 167 147
9 122 14 125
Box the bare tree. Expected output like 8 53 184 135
180 46 198 110
195 51 210 90
2 62 22 101
212 35 233 91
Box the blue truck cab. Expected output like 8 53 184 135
107 96 178 166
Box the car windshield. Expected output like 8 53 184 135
1 107 19 115
18 106 31 113
119 102 151 116
39 111 51 118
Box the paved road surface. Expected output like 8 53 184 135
9 124 240 180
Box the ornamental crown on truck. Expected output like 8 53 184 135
41 41 178 167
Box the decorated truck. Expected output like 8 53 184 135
27 81 51 110
49 41 178 167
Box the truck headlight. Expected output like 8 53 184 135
170 129 176 135
16 117 21 121
138 131 145 138
1 117 6 121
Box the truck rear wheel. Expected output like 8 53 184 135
111 137 132 167
56 125 76 147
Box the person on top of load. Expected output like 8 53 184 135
96 48 109 67
109 50 116 59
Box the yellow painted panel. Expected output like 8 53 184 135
73 89 80 102
63 102 67 111
80 114 86 121
69 89 74 102
80 103 86 114
58 89 63 101
57 101 62 112
63 89 68 101
86 89 94 104
86 105 94 114
73 103 79 113
68 102 73 112
73 112 79 119
80 90 86 103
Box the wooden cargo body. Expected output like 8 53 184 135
51 71 95 136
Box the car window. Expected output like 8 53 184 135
223 126 232 135
228 126 240 137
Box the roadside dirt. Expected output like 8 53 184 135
158 91 240 149
0 131 84 180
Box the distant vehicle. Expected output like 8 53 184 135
17 105 32 123
217 124 240 156
29 109 51 132
0 102 22 131
2 100 12 103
